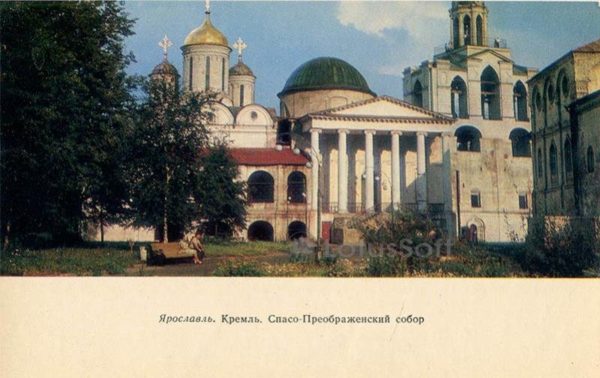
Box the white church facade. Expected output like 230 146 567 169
96 1 537 243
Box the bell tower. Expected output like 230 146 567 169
449 1 489 49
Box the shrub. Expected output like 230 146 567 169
523 216 600 277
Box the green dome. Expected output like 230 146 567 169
278 57 374 97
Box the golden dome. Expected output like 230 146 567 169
183 16 229 47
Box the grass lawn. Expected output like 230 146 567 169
0 247 138 276
0 241 291 276
1 241 531 277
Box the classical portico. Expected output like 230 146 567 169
297 96 455 220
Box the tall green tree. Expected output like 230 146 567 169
0 1 135 246
195 142 247 238
126 77 211 242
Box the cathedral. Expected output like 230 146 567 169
99 1 541 243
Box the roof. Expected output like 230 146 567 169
278 57 375 97
529 38 600 83
183 15 229 47
567 89 600 111
573 38 600 53
229 60 254 76
229 148 310 166
302 95 454 124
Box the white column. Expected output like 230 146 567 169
442 132 455 237
365 130 375 212
391 131 402 209
338 129 348 213
416 131 428 212
311 129 321 211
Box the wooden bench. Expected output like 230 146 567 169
148 242 196 265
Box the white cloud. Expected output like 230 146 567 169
337 1 449 77
337 1 447 39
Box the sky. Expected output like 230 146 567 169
124 1 600 110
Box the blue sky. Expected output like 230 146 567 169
124 1 600 110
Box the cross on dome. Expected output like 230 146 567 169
158 35 173 59
233 37 247 60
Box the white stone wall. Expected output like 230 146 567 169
280 89 374 118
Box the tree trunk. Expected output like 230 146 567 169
100 208 105 244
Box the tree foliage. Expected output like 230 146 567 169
1 1 135 245
195 142 247 238
125 77 211 241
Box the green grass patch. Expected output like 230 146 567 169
0 248 138 276
204 241 290 257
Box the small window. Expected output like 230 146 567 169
535 90 542 111
250 111 258 120
588 146 595 173
189 57 194 91
518 193 528 209
471 191 481 208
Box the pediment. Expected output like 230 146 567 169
322 96 447 120
465 49 513 64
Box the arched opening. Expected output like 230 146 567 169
537 148 543 178
287 221 307 240
455 126 482 152
287 171 306 203
453 16 460 48
476 15 483 46
248 221 274 241
277 119 293 145
549 142 558 178
564 138 573 176
413 80 423 108
481 66 501 120
588 146 595 173
463 15 471 46
466 217 485 242
248 171 274 203
533 87 542 115
240 84 245 106
513 81 528 121
509 128 531 157
560 74 570 99
451 76 468 118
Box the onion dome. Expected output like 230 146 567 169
183 16 229 47
229 61 254 77
151 59 178 77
